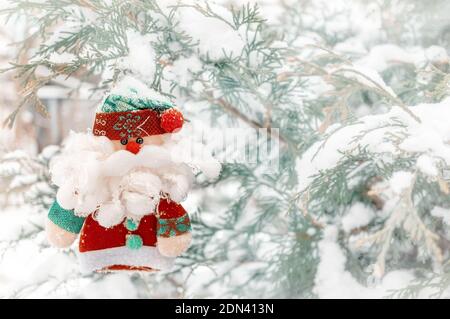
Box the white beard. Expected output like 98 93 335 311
50 128 221 228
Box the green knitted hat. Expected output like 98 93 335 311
93 76 184 139
101 93 174 113
98 76 175 113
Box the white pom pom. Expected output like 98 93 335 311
56 182 77 210
96 201 126 228
197 160 222 180
162 174 190 203
74 193 102 217
123 191 159 217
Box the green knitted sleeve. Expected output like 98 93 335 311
48 201 86 234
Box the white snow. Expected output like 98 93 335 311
9 174 38 189
334 64 396 96
314 226 415 298
163 55 203 89
117 30 157 79
416 154 438 177
48 52 77 64
176 4 245 60
424 46 449 65
341 202 375 233
1 0 449 299
0 206 41 241
388 171 414 195
354 44 449 73
296 98 450 192
355 44 418 72
80 274 138 299
97 76 171 112
430 206 450 226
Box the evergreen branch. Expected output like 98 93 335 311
204 92 288 145
332 68 422 123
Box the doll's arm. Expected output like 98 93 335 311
156 201 192 257
46 200 86 248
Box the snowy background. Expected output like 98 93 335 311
0 0 449 298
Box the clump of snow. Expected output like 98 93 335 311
0 206 41 241
341 202 375 233
314 226 415 298
353 44 449 73
430 207 450 226
164 55 203 88
355 44 418 72
117 30 158 79
388 171 414 195
333 37 367 55
98 75 171 112
416 154 438 177
296 97 450 192
9 174 38 189
0 237 78 297
48 52 76 64
80 274 139 298
334 65 396 96
424 46 449 65
176 4 245 60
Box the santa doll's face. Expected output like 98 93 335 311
111 134 165 153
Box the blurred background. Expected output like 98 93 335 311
0 0 449 298
0 0 450 154
4 0 450 154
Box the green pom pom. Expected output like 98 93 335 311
125 219 139 231
126 234 143 250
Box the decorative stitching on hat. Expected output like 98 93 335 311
112 113 142 139
93 109 165 140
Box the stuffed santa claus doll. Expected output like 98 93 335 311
45 76 220 273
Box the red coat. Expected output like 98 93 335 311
77 198 190 273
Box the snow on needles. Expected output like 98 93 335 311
430 206 450 226
296 97 450 192
387 171 414 195
341 202 375 233
314 226 415 298
117 30 157 79
176 3 246 60
97 75 171 112
353 44 449 73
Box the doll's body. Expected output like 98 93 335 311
47 197 191 273
45 76 220 273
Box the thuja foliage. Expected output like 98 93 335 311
0 146 57 209
2 0 450 298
